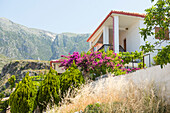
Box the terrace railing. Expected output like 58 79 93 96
97 44 125 52
97 44 162 69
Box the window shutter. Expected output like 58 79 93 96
155 27 169 40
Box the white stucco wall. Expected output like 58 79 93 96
139 20 170 66
53 63 65 73
94 64 170 105
126 21 141 52
125 64 170 103
139 20 170 48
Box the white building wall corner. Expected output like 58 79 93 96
126 21 141 52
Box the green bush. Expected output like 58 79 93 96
60 50 127 80
118 51 143 64
84 102 124 113
60 61 85 97
0 100 8 113
9 72 37 113
138 62 146 69
153 45 170 68
0 93 4 101
1 86 6 91
36 68 60 112
84 103 103 113
8 75 16 91
5 92 10 97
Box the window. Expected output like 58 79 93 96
155 27 169 40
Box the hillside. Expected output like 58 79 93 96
0 18 90 60
0 54 11 73
0 60 50 94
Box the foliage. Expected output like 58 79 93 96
9 72 37 113
118 51 143 64
140 0 170 67
140 0 169 41
0 100 8 113
31 73 45 81
153 45 170 68
118 51 145 69
36 68 60 112
84 103 103 113
8 75 16 91
0 93 4 101
60 51 128 80
138 62 146 69
84 102 121 113
140 41 155 54
60 50 143 80
60 61 85 96
1 86 6 91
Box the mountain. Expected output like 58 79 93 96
0 18 90 60
50 33 90 60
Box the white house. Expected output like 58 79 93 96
87 10 169 67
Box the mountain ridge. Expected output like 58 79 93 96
0 18 90 60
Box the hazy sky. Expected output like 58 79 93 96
0 0 156 34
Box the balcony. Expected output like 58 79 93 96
97 44 125 52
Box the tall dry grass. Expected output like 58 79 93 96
47 76 168 113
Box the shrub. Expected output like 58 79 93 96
1 86 6 91
118 51 144 65
0 93 4 101
36 68 60 112
5 92 10 97
84 102 121 113
0 100 8 113
138 62 146 69
9 72 37 113
153 45 170 68
8 75 16 91
84 103 103 113
60 61 85 97
60 50 128 80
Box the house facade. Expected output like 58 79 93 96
50 59 65 74
87 10 170 66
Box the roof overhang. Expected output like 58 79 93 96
87 10 146 42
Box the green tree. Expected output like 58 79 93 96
140 0 170 68
0 93 4 101
36 68 60 112
9 72 37 113
153 45 170 67
60 61 85 97
8 75 16 91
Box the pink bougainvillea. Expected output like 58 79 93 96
60 51 140 80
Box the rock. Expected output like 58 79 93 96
0 60 50 90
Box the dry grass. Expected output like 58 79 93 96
47 76 168 113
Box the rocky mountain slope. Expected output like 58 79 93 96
0 54 11 73
0 18 90 60
0 60 50 92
